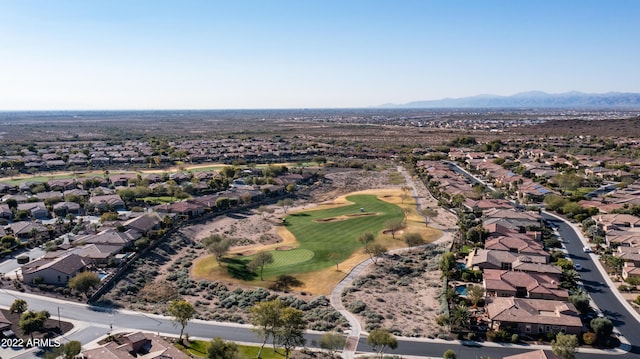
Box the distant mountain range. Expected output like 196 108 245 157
381 91 640 108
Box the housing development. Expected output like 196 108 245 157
1 109 640 359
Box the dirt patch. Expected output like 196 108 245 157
314 212 379 223
276 246 293 251
342 244 448 337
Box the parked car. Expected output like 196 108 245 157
575 263 582 271
583 246 591 253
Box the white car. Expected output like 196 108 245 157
583 246 592 253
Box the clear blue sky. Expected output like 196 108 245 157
1 0 639 110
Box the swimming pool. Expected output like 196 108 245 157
455 285 468 296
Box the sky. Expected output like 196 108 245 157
1 0 639 110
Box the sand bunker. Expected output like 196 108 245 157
314 212 379 223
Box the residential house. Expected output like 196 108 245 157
483 208 544 231
1 194 28 203
463 198 514 212
35 191 64 202
63 188 89 198
467 248 547 271
53 201 82 216
0 310 12 336
484 233 549 263
89 194 126 211
503 349 563 359
47 178 77 191
16 202 49 219
511 258 563 276
82 332 189 359
72 227 140 249
596 214 640 230
109 173 138 187
0 204 12 220
483 269 567 300
6 221 49 242
122 212 162 235
605 229 640 248
21 253 88 285
622 262 640 281
72 244 123 266
154 201 206 218
485 297 582 336
0 182 17 194
616 246 640 267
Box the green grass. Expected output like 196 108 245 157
270 249 315 266
142 196 185 205
178 339 284 358
229 194 404 280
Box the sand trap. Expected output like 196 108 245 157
314 212 379 223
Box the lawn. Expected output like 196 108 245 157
178 339 284 359
227 194 404 279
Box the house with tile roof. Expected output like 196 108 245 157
21 253 88 285
485 297 583 336
82 332 189 359
483 269 567 300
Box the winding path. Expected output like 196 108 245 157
329 166 454 358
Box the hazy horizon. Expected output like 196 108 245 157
2 1 639 110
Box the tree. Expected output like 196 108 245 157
439 252 457 279
62 340 82 359
277 198 294 214
568 290 591 315
19 310 50 340
420 207 438 226
590 317 614 345
207 337 239 359
249 251 274 281
68 271 101 298
319 331 346 354
272 274 303 291
467 285 485 307
358 231 375 248
552 332 579 359
275 307 307 359
365 243 387 265
256 205 274 219
250 299 285 358
328 251 344 271
443 349 457 359
203 234 235 265
366 328 398 358
404 232 424 247
167 299 196 342
400 185 411 204
384 219 404 239
10 299 28 314
450 304 471 332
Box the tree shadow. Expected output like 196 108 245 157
223 257 258 280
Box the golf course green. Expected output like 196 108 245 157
228 194 405 279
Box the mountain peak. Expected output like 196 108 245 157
383 91 640 109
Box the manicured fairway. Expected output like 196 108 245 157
235 194 404 279
270 248 315 266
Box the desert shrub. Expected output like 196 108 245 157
348 300 367 314
583 331 597 345
546 331 557 342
